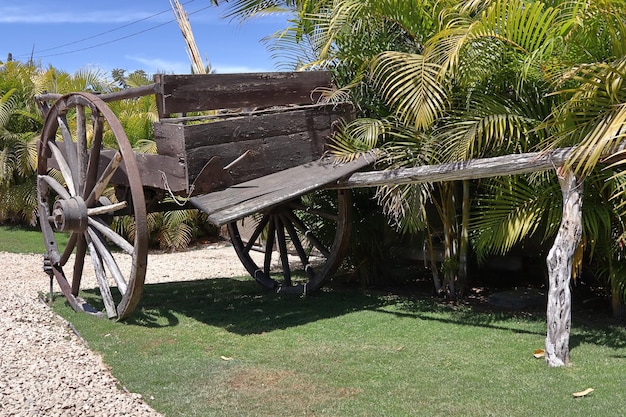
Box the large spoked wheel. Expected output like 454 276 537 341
228 189 351 295
37 92 147 320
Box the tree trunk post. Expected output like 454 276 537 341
545 167 583 367
458 180 470 296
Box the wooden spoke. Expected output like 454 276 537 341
71 235 87 296
75 104 88 195
37 92 147 320
87 227 128 295
47 141 76 197
60 232 78 266
86 201 127 216
87 217 134 255
228 189 352 295
244 215 270 253
86 238 117 319
285 211 330 257
274 216 292 286
58 115 80 196
280 213 314 279
263 217 276 277
83 115 103 200
85 151 122 207
39 174 71 200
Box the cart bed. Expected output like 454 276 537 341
190 154 372 225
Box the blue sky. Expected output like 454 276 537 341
0 0 289 76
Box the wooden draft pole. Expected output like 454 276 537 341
333 148 575 188
333 146 616 367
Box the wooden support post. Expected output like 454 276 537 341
545 167 583 367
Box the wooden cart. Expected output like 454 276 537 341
35 71 372 320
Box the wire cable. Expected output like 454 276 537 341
12 1 209 60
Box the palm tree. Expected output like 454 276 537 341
374 0 626 366
0 61 46 225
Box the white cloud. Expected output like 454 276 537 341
0 6 165 24
125 56 191 75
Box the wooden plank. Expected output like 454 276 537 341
155 104 352 186
91 150 187 192
186 131 330 184
80 151 188 192
153 122 185 158
181 104 348 149
189 154 374 225
154 72 333 117
132 153 187 192
48 143 187 192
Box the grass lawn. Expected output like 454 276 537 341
53 277 626 417
0 225 69 254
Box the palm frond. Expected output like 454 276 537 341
471 175 561 262
470 0 560 53
0 89 17 130
435 91 546 160
157 210 195 251
372 51 447 130
267 24 327 70
0 147 14 185
134 139 158 154
540 57 626 177
328 118 387 162
221 0 302 21
375 183 430 234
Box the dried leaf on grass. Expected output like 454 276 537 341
220 356 234 361
533 349 545 358
572 388 594 397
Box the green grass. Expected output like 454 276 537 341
53 278 626 417
0 225 69 254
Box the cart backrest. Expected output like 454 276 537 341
154 72 334 117
152 71 352 195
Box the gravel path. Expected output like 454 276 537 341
0 243 257 416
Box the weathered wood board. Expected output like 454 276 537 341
154 104 352 189
332 148 576 188
154 72 333 117
47 141 186 191
189 154 373 225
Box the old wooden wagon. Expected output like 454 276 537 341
35 71 373 320
36 70 594 322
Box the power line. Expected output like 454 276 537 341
13 1 209 60
27 5 186 56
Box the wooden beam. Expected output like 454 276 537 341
331 148 575 188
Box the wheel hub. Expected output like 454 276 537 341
52 196 88 232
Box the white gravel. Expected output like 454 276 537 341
0 243 259 416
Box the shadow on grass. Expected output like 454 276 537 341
79 277 391 334
387 294 626 350
77 277 626 349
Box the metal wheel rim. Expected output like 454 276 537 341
37 92 147 319
228 189 351 295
